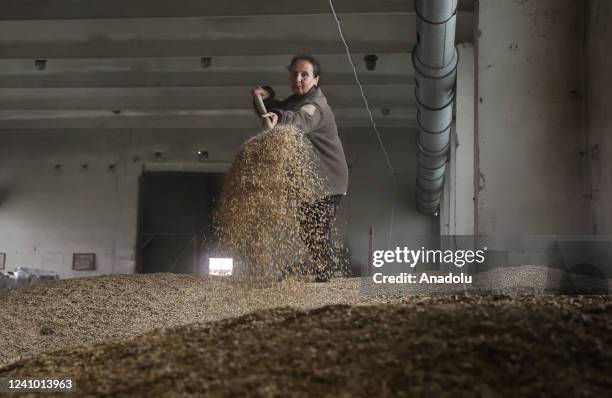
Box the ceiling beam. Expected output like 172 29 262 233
0 14 474 59
0 127 417 135
0 39 412 59
0 54 415 88
0 85 415 110
0 108 416 129
0 0 475 20
0 71 414 88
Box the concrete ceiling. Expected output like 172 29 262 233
0 0 475 132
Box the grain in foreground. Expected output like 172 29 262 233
1 296 611 397
0 273 368 366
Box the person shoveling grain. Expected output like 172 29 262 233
215 55 349 283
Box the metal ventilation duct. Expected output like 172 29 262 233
413 0 458 215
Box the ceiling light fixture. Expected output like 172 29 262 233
364 54 378 71
197 150 209 162
200 57 212 68
34 59 47 71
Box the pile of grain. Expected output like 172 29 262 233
214 125 336 281
0 273 373 367
2 295 611 397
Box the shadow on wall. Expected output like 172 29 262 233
0 183 13 206
558 263 608 295
549 241 611 295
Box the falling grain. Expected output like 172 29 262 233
214 124 339 282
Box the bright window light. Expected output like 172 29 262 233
209 258 233 276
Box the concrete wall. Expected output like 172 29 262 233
0 129 249 278
443 42 476 237
0 125 436 278
440 42 476 268
585 0 612 234
476 0 591 242
342 127 439 274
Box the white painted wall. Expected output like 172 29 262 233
342 127 439 274
440 42 476 270
0 129 251 277
442 42 476 239
453 43 476 237
585 0 612 235
0 125 437 277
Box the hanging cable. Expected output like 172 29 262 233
328 0 398 247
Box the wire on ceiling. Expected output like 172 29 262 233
327 0 398 248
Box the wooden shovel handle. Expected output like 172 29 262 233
254 93 273 130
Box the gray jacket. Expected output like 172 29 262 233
262 86 349 196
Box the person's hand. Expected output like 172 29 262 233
252 86 270 100
261 112 278 128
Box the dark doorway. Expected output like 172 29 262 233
136 172 225 274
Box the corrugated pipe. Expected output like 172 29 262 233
413 0 458 215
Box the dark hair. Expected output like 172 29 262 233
289 54 321 78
